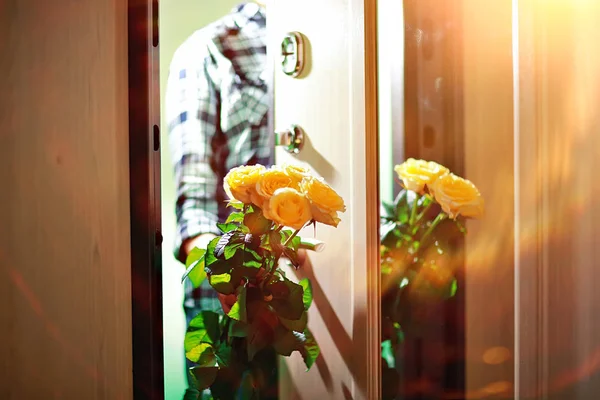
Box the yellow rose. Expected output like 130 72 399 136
252 167 298 209
300 177 346 227
394 158 449 194
264 188 312 229
223 164 266 204
430 173 484 219
282 163 312 185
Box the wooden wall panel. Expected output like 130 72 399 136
0 0 132 398
462 0 515 397
517 2 600 398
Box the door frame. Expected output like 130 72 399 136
128 0 164 398
126 0 381 398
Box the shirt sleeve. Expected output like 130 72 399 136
165 42 222 263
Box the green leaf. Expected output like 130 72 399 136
189 366 218 391
185 311 220 351
228 319 249 338
205 237 231 275
209 273 235 295
449 279 458 297
217 222 240 233
274 330 306 356
300 328 320 371
269 280 305 320
280 230 301 251
185 342 217 366
395 194 410 224
186 247 206 268
230 265 262 285
279 311 308 333
247 326 269 361
246 302 279 361
244 208 273 235
215 231 238 258
382 201 396 220
227 201 245 210
299 278 313 309
237 370 256 400
227 285 248 322
215 342 232 367
381 340 395 369
182 248 207 287
380 221 398 245
225 242 244 260
242 247 263 269
226 210 245 224
393 322 405 344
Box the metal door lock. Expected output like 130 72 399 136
275 125 305 154
281 32 305 77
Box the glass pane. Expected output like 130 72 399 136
515 2 600 399
378 1 600 399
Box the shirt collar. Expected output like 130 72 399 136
229 2 266 30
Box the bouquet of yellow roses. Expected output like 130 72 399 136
182 163 345 399
380 158 483 399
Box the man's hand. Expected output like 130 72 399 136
183 233 217 258
297 248 308 267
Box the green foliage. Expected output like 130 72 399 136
182 247 206 288
268 279 305 320
209 273 235 295
228 285 248 322
299 278 313 309
300 328 320 371
273 330 306 356
182 204 321 397
279 311 308 333
189 366 219 391
380 188 468 398
381 339 395 369
237 371 256 399
185 312 220 349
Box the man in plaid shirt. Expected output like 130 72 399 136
165 2 274 399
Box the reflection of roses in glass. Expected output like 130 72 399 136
381 158 484 398
394 158 449 194
430 173 484 219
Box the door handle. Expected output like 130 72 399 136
275 125 305 154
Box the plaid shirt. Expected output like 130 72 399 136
166 3 271 311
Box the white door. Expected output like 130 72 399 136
267 1 380 399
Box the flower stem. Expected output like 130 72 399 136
416 201 433 224
419 212 447 248
409 194 419 226
299 237 326 252
283 228 302 247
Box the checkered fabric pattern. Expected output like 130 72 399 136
165 2 271 311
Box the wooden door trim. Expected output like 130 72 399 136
128 0 165 398
360 0 382 398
